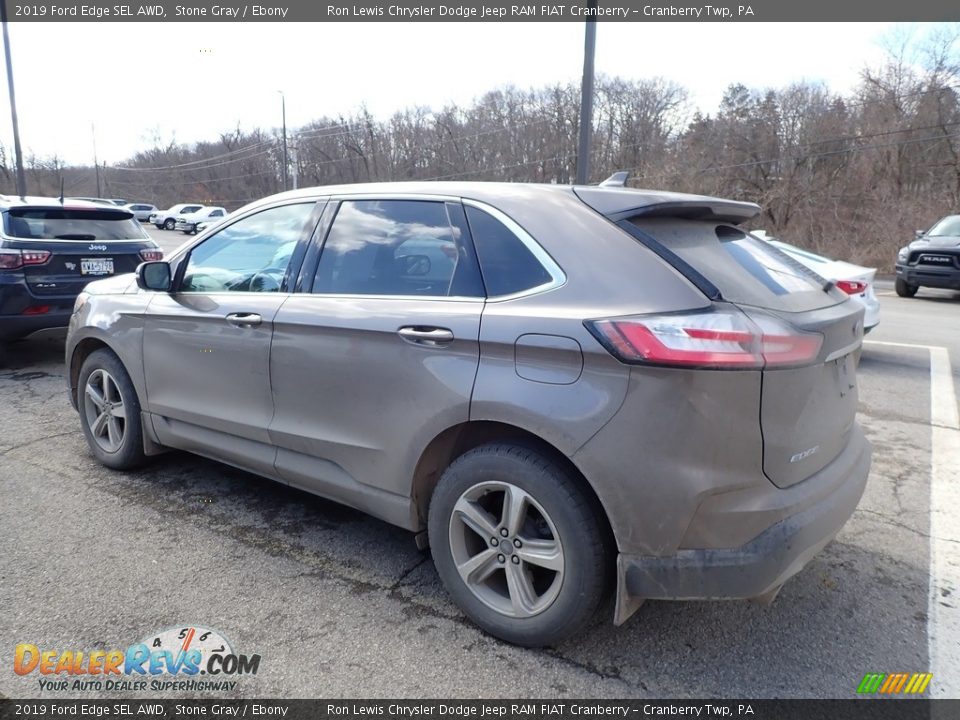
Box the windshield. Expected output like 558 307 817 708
4 208 147 241
926 216 960 237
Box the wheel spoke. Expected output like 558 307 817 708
501 484 528 537
107 417 123 448
505 560 538 617
109 401 126 419
515 538 563 572
85 383 105 410
103 377 117 404
453 497 499 541
92 411 110 438
456 548 501 586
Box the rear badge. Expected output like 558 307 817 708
790 445 820 463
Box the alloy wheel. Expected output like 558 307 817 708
447 481 565 618
82 369 127 453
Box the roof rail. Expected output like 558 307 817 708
599 171 630 188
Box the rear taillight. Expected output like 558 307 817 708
835 280 867 295
586 305 822 370
0 249 51 269
139 250 164 262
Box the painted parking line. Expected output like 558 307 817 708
865 340 960 698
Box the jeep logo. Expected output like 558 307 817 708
88 244 107 251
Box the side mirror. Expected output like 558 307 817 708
136 261 172 291
915 229 925 238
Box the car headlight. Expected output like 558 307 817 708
897 247 908 262
73 292 90 314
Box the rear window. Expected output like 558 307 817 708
4 208 147 241
629 217 839 312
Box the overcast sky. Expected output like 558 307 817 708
0 21 917 165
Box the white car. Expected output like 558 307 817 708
150 203 204 230
175 206 228 235
752 231 880 331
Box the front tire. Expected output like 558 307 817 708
163 218 176 231
428 443 610 647
895 278 918 297
77 349 147 470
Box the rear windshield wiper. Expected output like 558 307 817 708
54 234 97 240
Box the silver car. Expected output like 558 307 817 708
123 203 159 223
65 182 871 646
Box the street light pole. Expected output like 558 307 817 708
279 91 288 191
575 0 597 186
1 8 27 198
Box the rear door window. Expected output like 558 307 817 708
628 217 839 312
312 200 484 298
4 208 146 240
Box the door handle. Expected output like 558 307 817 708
397 326 455 347
225 312 263 328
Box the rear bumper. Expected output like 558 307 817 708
896 264 960 289
614 424 871 622
0 311 72 340
0 280 76 340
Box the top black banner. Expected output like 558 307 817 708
3 0 960 22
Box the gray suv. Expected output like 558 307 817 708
65 182 871 646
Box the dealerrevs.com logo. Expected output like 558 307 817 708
13 625 261 692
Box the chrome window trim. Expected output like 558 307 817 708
461 198 566 302
288 293 484 304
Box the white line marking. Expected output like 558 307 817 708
928 346 960 698
866 339 960 697
865 340 935 350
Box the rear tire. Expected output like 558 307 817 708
77 349 147 471
895 278 918 297
428 442 610 647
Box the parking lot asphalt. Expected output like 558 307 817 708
1 235 958 699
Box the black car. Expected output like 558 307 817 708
0 196 162 342
895 214 960 297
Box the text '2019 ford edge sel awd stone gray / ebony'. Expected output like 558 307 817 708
66 182 872 646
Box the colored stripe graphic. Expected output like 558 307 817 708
857 673 933 694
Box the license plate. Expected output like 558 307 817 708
80 258 114 276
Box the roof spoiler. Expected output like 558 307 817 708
599 171 630 187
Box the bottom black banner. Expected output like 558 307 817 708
0 700 945 720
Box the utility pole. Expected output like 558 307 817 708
1 8 27 198
290 145 298 190
575 0 597 186
279 91 288 191
92 124 101 197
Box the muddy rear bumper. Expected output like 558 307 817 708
613 425 871 624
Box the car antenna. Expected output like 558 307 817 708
599 171 630 187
